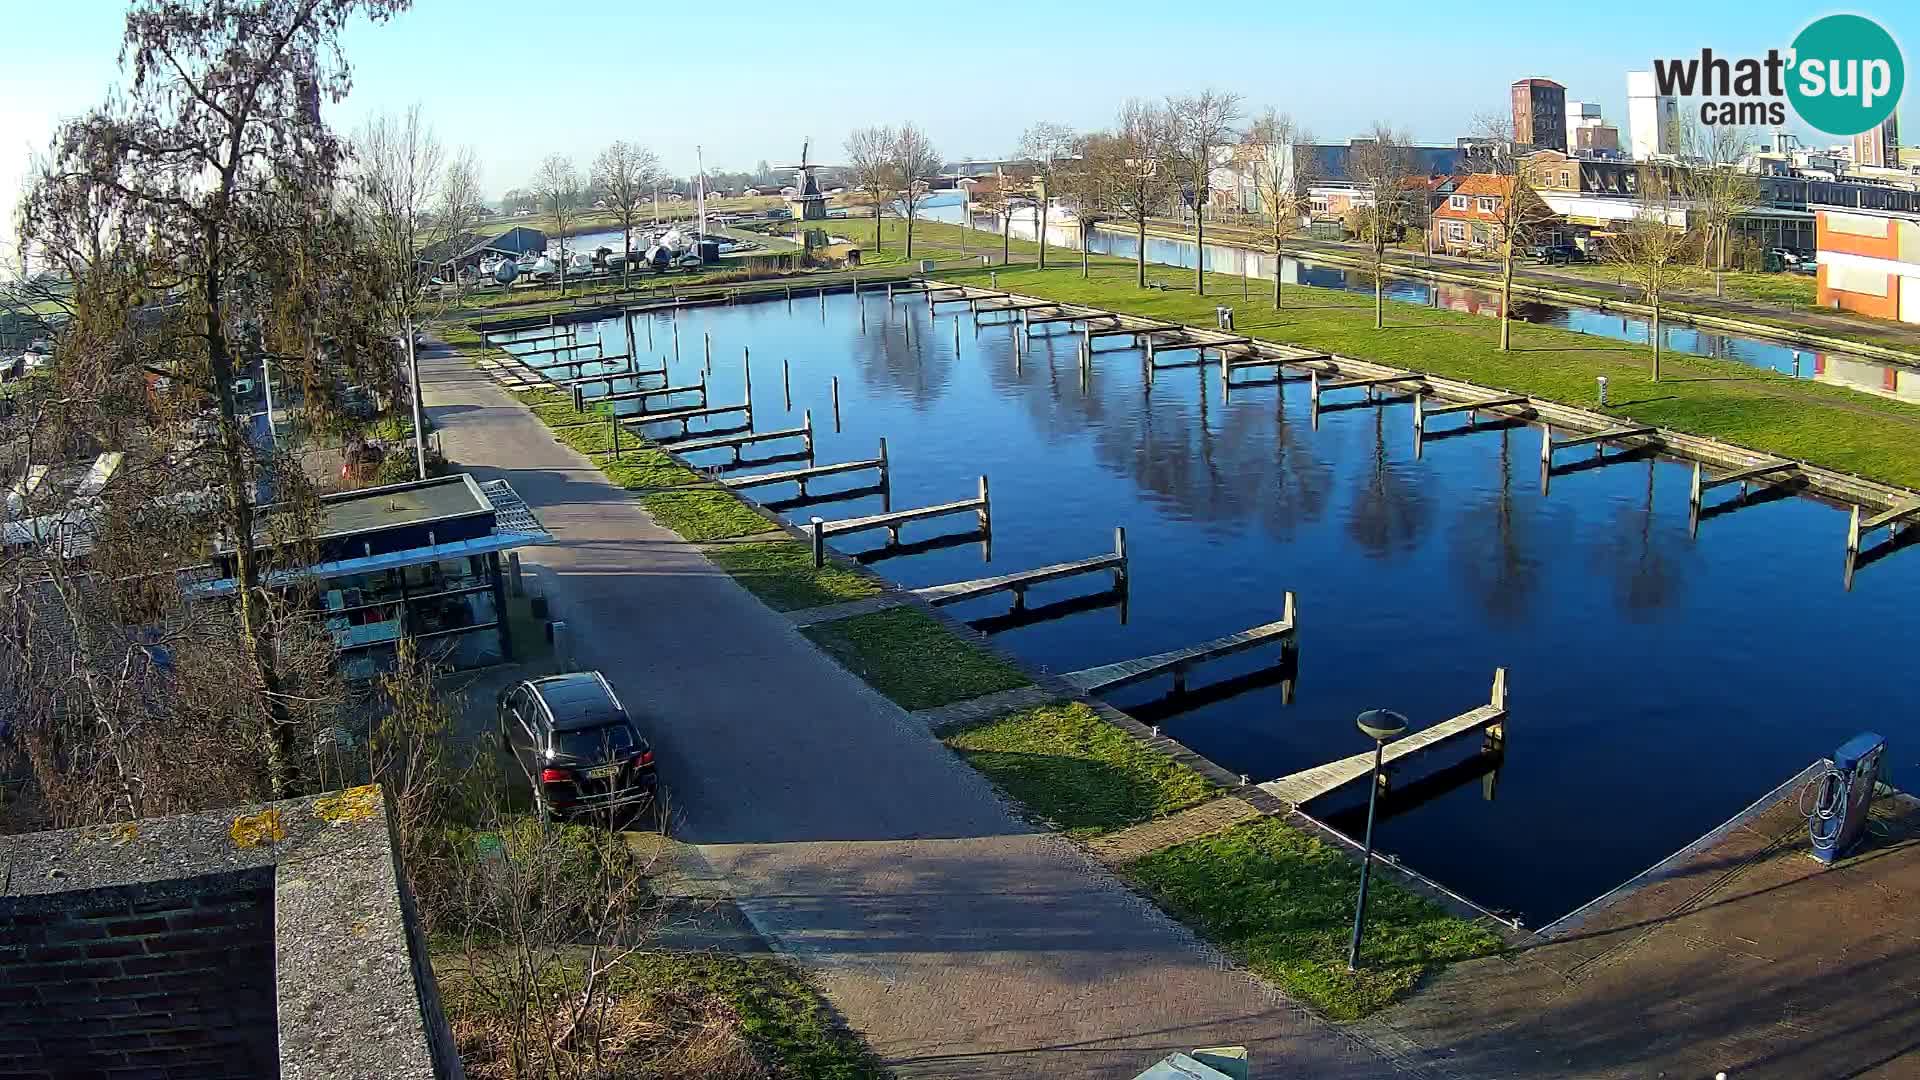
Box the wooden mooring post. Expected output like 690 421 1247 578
783 358 792 410
831 376 841 431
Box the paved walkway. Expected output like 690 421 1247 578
418 342 1402 1079
1087 797 1262 867
1357 778 1920 1079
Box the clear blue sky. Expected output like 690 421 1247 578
2 0 1913 242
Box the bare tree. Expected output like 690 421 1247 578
1166 90 1243 295
436 147 486 305
1018 121 1076 270
1055 136 1113 279
893 123 942 260
591 140 660 290
1470 114 1558 350
1605 165 1689 382
844 125 898 253
533 154 581 295
19 0 408 798
352 105 444 480
1245 109 1316 308
1091 100 1177 289
1682 121 1760 274
1348 123 1414 329
967 180 1012 265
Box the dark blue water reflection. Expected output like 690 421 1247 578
504 295 1920 925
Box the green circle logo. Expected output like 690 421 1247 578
1788 15 1904 136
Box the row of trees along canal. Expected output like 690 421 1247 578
875 92 1759 383
5 7 672 1072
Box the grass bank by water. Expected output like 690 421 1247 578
1128 818 1504 1021
704 539 883 611
801 606 1030 711
943 701 1216 837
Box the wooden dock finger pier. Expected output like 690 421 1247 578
1260 669 1509 807
1062 592 1296 695
722 439 889 498
809 477 991 567
913 527 1127 611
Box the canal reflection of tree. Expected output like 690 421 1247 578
848 304 955 408
1588 456 1686 617
1346 408 1433 557
1447 429 1547 624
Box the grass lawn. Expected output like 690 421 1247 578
1127 818 1504 1021
438 950 884 1079
944 701 1216 838
638 488 779 542
802 606 1030 711
932 256 1920 489
703 539 883 612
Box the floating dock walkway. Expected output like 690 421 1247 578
1062 593 1295 695
669 414 814 462
1260 669 1509 807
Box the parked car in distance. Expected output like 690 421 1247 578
499 672 657 821
1527 243 1584 265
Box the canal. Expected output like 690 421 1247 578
907 193 1920 404
507 291 1920 927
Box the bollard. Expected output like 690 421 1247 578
1792 350 1802 378
549 619 571 664
1597 375 1609 407
811 517 826 568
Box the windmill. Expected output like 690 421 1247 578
776 139 833 221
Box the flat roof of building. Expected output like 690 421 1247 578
312 474 491 541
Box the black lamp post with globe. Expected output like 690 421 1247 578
1347 708 1409 972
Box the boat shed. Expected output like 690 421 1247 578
419 226 549 275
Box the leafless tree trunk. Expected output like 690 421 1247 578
535 154 581 296
1020 122 1076 271
1349 123 1413 330
1246 109 1314 310
844 125 898 254
592 140 660 292
1605 165 1689 382
894 123 941 262
1168 90 1242 296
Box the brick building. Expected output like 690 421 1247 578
1428 174 1563 255
1511 78 1567 153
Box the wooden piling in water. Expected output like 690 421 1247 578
783 358 791 410
831 376 841 431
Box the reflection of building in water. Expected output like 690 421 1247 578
1812 351 1920 404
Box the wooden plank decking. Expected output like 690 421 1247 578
913 529 1126 606
1260 669 1509 807
1062 594 1295 694
721 451 885 493
816 479 988 539
669 417 812 459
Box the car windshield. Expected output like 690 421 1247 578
553 724 636 761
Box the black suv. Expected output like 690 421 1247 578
499 672 657 820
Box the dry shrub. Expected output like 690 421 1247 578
453 983 770 1080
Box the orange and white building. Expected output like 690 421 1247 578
1815 207 1920 323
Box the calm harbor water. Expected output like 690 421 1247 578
908 193 1920 404
503 293 1919 926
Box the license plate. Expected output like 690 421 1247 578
586 765 619 780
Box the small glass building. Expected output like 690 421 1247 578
197 474 552 677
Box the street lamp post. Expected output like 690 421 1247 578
1347 708 1409 972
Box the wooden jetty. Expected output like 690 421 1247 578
1026 310 1113 331
914 527 1127 608
577 378 706 412
722 439 887 497
488 325 578 346
1847 496 1920 555
550 365 664 389
1062 593 1296 695
627 401 751 437
1540 423 1658 465
975 299 1055 320
1689 459 1800 519
1412 392 1533 436
810 477 990 565
524 351 630 372
511 340 604 359
1260 669 1509 806
670 414 813 462
1146 335 1252 366
1311 369 1427 405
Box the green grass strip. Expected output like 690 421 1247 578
637 488 777 542
1127 818 1503 1021
802 606 1030 711
703 539 882 612
945 701 1216 837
